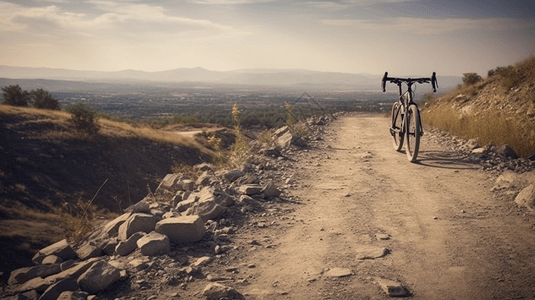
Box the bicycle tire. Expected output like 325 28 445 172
390 102 404 151
405 104 421 162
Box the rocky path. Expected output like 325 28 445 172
237 114 535 299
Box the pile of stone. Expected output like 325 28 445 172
1 126 318 300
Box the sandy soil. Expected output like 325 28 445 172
232 114 535 299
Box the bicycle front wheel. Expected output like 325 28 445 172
390 102 404 151
405 104 421 162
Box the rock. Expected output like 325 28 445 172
155 216 206 244
101 239 118 256
262 181 281 198
224 170 245 182
124 200 151 214
515 184 535 211
260 147 281 157
323 268 352 278
195 163 214 172
377 278 410 297
115 232 145 256
202 283 244 300
57 291 89 300
178 179 195 191
39 277 78 300
497 144 518 159
196 171 214 186
276 131 293 149
355 246 389 260
15 276 51 293
472 147 485 154
192 256 213 267
102 212 131 237
465 138 480 150
155 173 182 195
8 264 61 285
77 260 121 294
237 195 263 212
117 213 158 241
21 290 41 300
187 201 227 222
32 239 77 265
238 184 263 195
176 196 198 212
75 242 102 261
41 255 63 265
136 231 171 256
45 258 101 286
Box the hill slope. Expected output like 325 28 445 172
422 56 535 158
0 105 212 274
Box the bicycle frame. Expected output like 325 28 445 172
382 72 437 161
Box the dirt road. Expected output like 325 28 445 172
237 114 535 299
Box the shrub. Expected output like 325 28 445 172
462 73 482 85
495 65 521 90
1 85 30 107
30 89 60 110
67 103 100 133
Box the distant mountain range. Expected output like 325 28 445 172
0 65 461 91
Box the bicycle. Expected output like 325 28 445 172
382 72 438 162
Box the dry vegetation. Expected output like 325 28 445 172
422 56 535 157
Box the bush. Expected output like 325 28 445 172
462 73 482 85
67 103 99 133
495 65 521 90
30 89 60 110
1 85 30 107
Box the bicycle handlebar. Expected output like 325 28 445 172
382 72 438 92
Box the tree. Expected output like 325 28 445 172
67 103 99 133
1 85 30 106
462 73 482 85
30 89 60 110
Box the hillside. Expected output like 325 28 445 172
0 105 214 274
422 56 535 158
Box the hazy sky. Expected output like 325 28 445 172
1 0 534 76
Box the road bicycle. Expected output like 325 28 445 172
382 72 438 162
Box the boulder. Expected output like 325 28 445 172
39 277 78 300
117 213 158 241
196 171 214 186
102 212 132 237
136 231 171 256
32 239 77 265
202 283 244 300
186 201 227 222
178 179 195 191
115 232 145 256
77 261 121 294
224 170 245 182
8 264 61 285
194 163 214 172
124 201 151 214
176 197 198 213
75 242 102 261
101 239 118 256
155 173 182 195
262 182 281 198
57 291 89 300
155 216 206 244
515 184 535 212
497 144 518 159
238 184 263 195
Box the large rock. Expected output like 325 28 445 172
102 212 132 237
77 260 121 294
117 213 158 241
262 181 281 198
238 184 263 195
515 184 535 211
155 216 206 244
32 239 77 265
155 173 182 195
136 231 171 256
39 277 78 300
57 291 89 300
75 241 102 261
497 144 519 159
8 264 61 285
202 283 244 300
115 232 145 256
186 201 227 222
224 170 245 182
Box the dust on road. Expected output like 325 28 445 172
239 114 535 299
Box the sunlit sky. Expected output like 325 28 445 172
1 0 534 76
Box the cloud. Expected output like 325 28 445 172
322 17 535 35
187 0 274 4
0 0 233 34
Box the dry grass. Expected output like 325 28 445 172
0 104 213 155
422 106 534 157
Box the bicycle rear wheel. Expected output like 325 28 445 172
390 102 404 151
405 104 421 162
